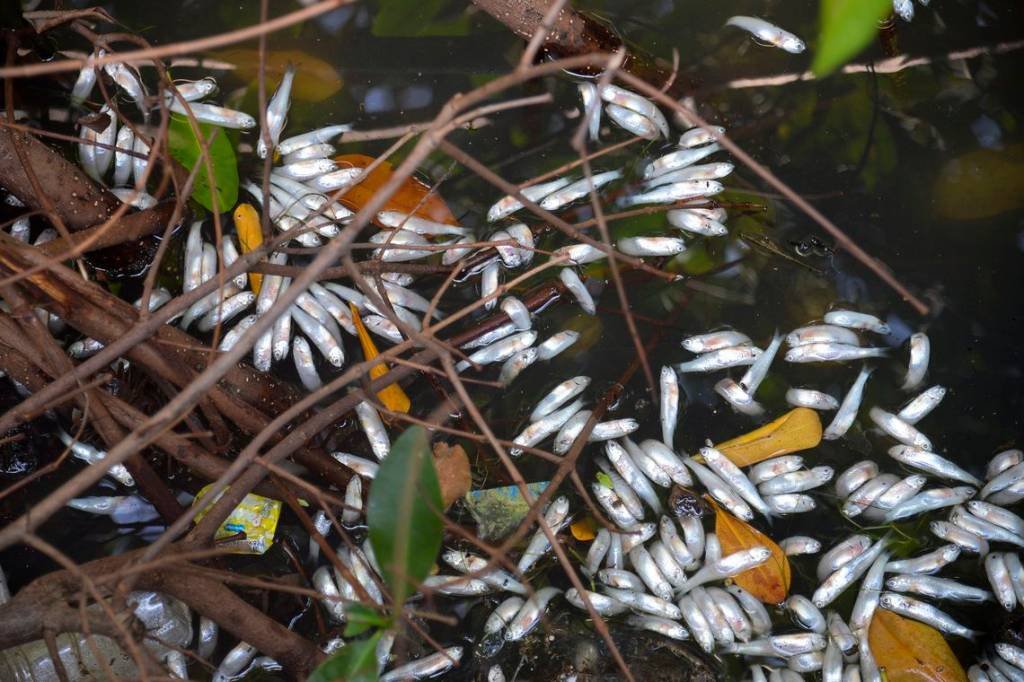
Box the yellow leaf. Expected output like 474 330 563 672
350 303 410 414
715 408 822 467
209 48 343 102
712 500 790 604
570 517 597 541
232 203 263 295
333 154 457 227
869 609 968 682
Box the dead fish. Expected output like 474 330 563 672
725 16 806 53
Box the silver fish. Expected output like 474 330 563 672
666 208 728 237
871 474 927 513
785 343 886 363
599 84 670 138
969 501 1024 537
292 336 322 392
849 551 890 632
559 268 595 315
71 50 100 105
258 64 295 158
644 144 722 180
629 545 674 600
565 587 628 615
650 161 734 187
640 439 692 486
516 496 570 573
885 486 976 522
457 331 537 371
677 346 762 372
380 647 463 681
588 419 639 441
579 82 601 141
725 16 806 53
605 102 659 140
601 586 681 619
660 516 695 567
750 456 804 485
951 507 1024 547
739 332 783 394
530 376 590 421
842 474 900 518
888 445 981 486
682 330 751 353
677 547 771 593
715 378 764 416
277 125 352 156
869 407 933 450
902 332 930 390
58 430 134 487
812 537 888 608
758 467 833 496
835 461 879 499
619 180 723 207
987 450 1024 482
355 400 390 461
878 592 977 638
823 309 891 335
930 520 988 554
823 366 872 440
624 438 672 488
552 243 606 265
786 388 839 411
786 324 860 348
897 385 947 425
511 399 584 454
765 493 815 514
536 330 579 360
617 236 686 257
421 574 491 596
170 100 256 128
112 124 134 186
826 612 857 654
539 170 622 211
487 177 572 222
684 458 754 520
726 584 772 636
817 535 872 581
885 544 960 574
679 126 726 149
691 586 734 645
598 568 647 592
626 614 690 641
788 594 826 633
677 595 715 652
707 586 752 642
701 445 771 517
499 347 538 386
553 409 592 454
886 573 992 602
483 597 524 634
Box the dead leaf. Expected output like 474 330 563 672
933 144 1024 221
715 408 822 467
333 154 457 227
712 501 790 604
209 48 343 102
432 443 471 510
869 609 967 682
570 517 597 541
350 303 410 413
233 203 263 294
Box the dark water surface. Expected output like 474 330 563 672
3 0 1024 678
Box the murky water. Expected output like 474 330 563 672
2 0 1024 678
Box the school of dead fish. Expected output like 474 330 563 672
5 2 1018 680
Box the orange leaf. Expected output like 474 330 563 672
869 609 968 682
232 203 263 295
208 48 343 102
350 303 410 414
715 408 822 467
712 501 790 604
432 442 471 511
570 517 598 541
333 154 456 227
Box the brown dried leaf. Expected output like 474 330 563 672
869 609 967 682
334 154 457 227
715 408 822 467
712 501 790 605
210 48 343 102
432 443 471 511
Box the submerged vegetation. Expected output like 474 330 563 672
0 0 1022 680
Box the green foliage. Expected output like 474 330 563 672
306 632 382 682
368 426 444 607
372 0 469 37
812 0 893 76
344 604 391 637
167 114 239 213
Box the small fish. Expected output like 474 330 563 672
788 594 827 633
606 442 662 513
104 62 147 114
640 439 692 486
112 125 135 186
823 366 872 440
291 305 345 367
835 461 880 499
684 458 754 521
283 142 336 163
292 336 322 392
987 450 1024 482
823 309 891 335
726 585 773 637
666 208 728 237
483 596 525 634
605 102 660 140
601 586 681 620
71 50 101 105
677 595 715 652
649 162 734 188
626 614 690 641
871 475 927 515
932 519 991 555
886 573 992 602
969 500 1024 537
516 497 570 573
949 506 1024 548
619 180 723 207
842 474 900 518
617 235 687 257
897 385 947 424
682 330 752 353
701 445 771 517
198 291 255 332
888 445 981 486
785 343 886 363
537 330 579 361
530 376 590 421
765 493 815 514
739 332 782 394
659 367 680 446
725 16 806 53
539 170 622 211
565 587 628 615
599 84 670 138
588 418 639 441
878 592 978 638
58 430 134 487
677 547 771 593
677 346 762 373
886 544 961 574
812 537 888 608
169 100 256 128
629 545 674 600
624 438 671 488
331 452 379 478
715 378 764 417
679 126 726 149
355 400 390 461
66 495 159 524
996 643 1024 672
707 586 752 642
886 486 976 522
722 633 826 657
553 409 592 454
758 467 833 496
583 528 611 577
552 243 606 265
817 535 872 581
579 82 601 141
786 325 861 348
499 348 538 386
93 105 117 178
487 178 572 222
457 331 537 371
173 77 218 102
511 399 584 454
849 552 890 633
902 332 930 390
257 64 295 158
893 0 914 22
380 647 463 681
982 461 1024 499
786 388 839 411
278 125 352 156
869 407 933 450
559 268 595 315
826 612 857 654
644 144 722 180
691 586 734 645
598 568 647 592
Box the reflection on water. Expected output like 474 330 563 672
6 0 1024 677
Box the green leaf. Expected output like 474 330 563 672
306 632 381 682
368 426 444 606
596 472 613 489
811 0 893 76
167 114 239 213
343 604 391 637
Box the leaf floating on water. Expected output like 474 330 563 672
933 144 1024 221
350 303 411 413
333 154 457 227
712 501 790 604
715 408 822 467
811 0 893 77
367 426 444 606
168 114 239 213
232 203 263 294
209 48 343 102
432 442 471 510
869 609 967 682
570 517 597 541
307 631 382 682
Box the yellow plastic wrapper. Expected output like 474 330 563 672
192 484 281 554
